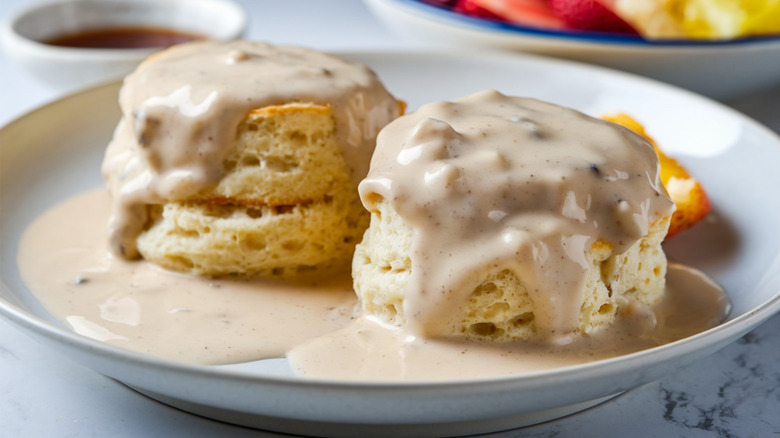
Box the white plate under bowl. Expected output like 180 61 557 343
363 0 780 100
1 51 779 437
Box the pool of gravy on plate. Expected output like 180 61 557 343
15 41 729 380
18 190 729 381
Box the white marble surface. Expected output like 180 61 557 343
1 1 779 437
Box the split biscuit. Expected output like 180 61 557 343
138 103 368 277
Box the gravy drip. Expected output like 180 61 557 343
102 41 400 258
289 262 730 381
358 91 676 341
18 190 729 379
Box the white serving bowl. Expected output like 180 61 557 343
1 0 246 90
363 0 780 100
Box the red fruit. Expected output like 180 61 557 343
453 0 506 21
548 0 637 33
463 0 566 29
419 0 459 8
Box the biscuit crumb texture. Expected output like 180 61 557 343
352 199 669 342
138 103 367 277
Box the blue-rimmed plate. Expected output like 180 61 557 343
363 0 780 99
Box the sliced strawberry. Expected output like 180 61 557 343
548 0 637 33
419 0 459 8
467 0 567 29
453 0 507 20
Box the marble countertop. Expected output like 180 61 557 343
1 1 778 437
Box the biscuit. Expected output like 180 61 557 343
137 103 368 277
353 199 669 342
102 41 401 276
352 90 675 342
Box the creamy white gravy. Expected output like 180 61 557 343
359 90 676 341
18 190 358 364
18 189 729 380
102 41 400 258
18 47 727 380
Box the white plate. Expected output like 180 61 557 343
363 0 780 99
1 51 779 437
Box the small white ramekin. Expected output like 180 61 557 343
1 0 247 90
